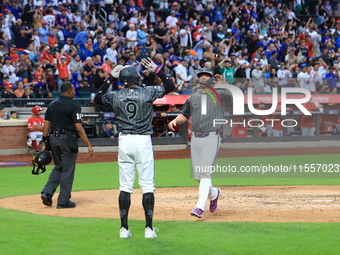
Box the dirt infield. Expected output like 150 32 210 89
0 186 339 222
1 147 340 222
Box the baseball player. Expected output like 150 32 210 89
28 106 44 152
94 59 175 238
301 98 323 136
168 68 229 218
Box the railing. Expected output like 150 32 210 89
98 7 108 30
0 97 93 108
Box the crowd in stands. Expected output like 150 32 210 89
0 0 340 110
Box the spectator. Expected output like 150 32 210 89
260 52 268 68
101 58 112 76
269 50 280 70
137 24 148 51
73 30 95 46
14 81 25 98
82 57 96 82
177 81 191 95
285 48 299 67
56 52 71 82
16 52 33 82
12 27 33 50
166 10 179 28
3 56 17 84
79 78 91 93
45 68 56 92
92 41 107 61
39 21 51 47
0 107 7 120
189 58 200 78
38 46 54 67
9 111 18 120
43 9 56 29
234 60 247 84
175 59 191 85
221 60 234 85
78 42 93 61
102 121 116 138
277 64 290 88
252 63 265 93
126 24 138 48
324 66 339 90
106 42 119 64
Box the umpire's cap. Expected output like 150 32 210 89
119 65 141 86
197 68 213 78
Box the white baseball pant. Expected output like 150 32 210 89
118 134 155 194
29 131 43 141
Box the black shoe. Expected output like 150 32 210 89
57 201 76 209
41 193 53 206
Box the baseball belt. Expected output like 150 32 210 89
193 131 220 138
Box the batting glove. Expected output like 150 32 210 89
110 64 124 78
141 57 161 74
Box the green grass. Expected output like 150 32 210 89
0 154 340 254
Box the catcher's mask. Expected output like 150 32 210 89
32 151 52 175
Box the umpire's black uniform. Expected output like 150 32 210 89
41 95 82 207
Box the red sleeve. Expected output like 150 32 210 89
57 59 61 69
65 53 71 64
231 125 238 137
302 103 317 111
27 117 33 129
39 51 47 62
49 55 54 63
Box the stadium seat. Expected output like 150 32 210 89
52 91 61 98
79 92 91 107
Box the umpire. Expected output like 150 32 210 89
41 82 94 209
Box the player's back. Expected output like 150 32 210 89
110 85 164 135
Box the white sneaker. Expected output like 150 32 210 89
120 227 132 238
145 227 158 238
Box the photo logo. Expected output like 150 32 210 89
201 86 312 116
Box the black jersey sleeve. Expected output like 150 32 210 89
94 75 117 105
157 71 175 94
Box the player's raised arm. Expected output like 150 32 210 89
141 57 175 94
94 64 124 105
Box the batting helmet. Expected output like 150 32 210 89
197 68 213 78
32 106 43 115
31 151 52 175
119 65 141 86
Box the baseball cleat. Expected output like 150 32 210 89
190 208 204 218
145 227 158 238
209 188 221 213
120 227 132 238
41 193 53 206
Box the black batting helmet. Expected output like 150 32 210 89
119 65 141 86
197 68 213 78
32 151 52 175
